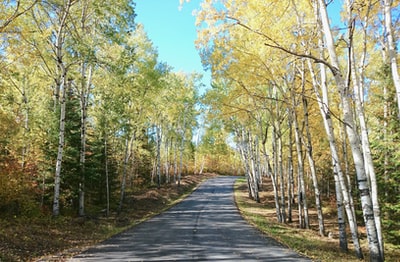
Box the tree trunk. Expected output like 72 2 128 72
178 115 187 188
271 127 283 222
156 124 162 187
317 1 381 259
301 89 325 236
291 92 309 229
251 134 260 202
118 133 134 213
53 73 67 217
350 33 384 261
237 130 251 198
78 63 92 217
308 57 357 253
384 0 400 119
52 0 74 217
173 139 177 184
287 113 294 223
104 134 110 217
277 129 286 222
164 137 170 183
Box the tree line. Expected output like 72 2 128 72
2 0 400 261
1 0 238 221
192 0 400 261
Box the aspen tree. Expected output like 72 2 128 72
287 111 295 223
0 0 38 33
383 0 400 120
347 0 384 257
299 61 325 236
308 59 351 252
290 82 309 229
317 0 382 259
51 0 77 217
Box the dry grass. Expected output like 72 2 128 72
234 177 400 262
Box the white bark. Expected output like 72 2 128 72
164 138 170 183
53 73 67 217
384 0 400 119
270 128 282 221
308 53 360 255
178 126 185 188
287 114 294 223
173 140 177 184
277 127 285 221
118 133 135 213
301 87 325 236
291 90 309 229
249 134 260 202
52 0 74 217
156 124 162 187
348 6 384 255
317 1 381 259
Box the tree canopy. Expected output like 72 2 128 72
1 1 400 261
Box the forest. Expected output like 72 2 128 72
0 0 399 261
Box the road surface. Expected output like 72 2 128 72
71 176 311 261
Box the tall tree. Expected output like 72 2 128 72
50 0 77 217
383 0 400 120
316 1 382 259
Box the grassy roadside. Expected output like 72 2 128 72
0 173 217 261
234 177 400 262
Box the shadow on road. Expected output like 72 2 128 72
71 176 311 261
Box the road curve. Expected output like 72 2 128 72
71 176 311 261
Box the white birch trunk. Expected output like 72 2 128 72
164 138 170 183
236 130 252 198
291 92 309 229
53 73 67 217
156 124 162 187
118 133 134 213
249 134 259 202
384 0 400 119
178 127 184 188
178 108 188 187
349 25 384 260
301 91 325 236
270 128 282 222
173 140 177 185
199 155 205 175
52 0 73 217
297 59 325 235
277 129 286 222
287 114 294 223
308 57 359 254
317 1 381 259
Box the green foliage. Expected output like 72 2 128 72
369 64 400 244
0 0 196 219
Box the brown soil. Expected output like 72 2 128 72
0 173 217 262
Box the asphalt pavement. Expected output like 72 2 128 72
71 176 311 261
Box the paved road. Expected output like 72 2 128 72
71 176 311 261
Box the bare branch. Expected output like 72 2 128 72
0 0 39 33
226 16 341 77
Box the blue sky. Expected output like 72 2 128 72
134 1 342 94
134 0 211 92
